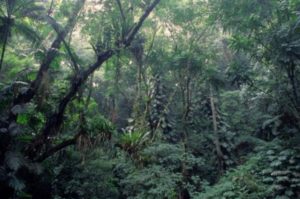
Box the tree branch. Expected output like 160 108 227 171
123 0 160 46
48 0 55 15
35 136 77 162
62 39 80 72
27 0 161 160
12 0 85 106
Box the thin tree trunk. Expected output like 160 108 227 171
112 55 121 123
179 61 191 199
209 84 225 174
137 62 142 106
287 64 298 104
0 28 9 71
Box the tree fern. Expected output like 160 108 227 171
0 0 44 70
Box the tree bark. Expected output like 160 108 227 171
209 85 225 173
0 25 9 72
35 137 77 162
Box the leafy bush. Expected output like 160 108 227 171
197 151 272 199
52 150 119 199
115 142 207 199
260 142 300 199
197 140 300 199
120 165 181 199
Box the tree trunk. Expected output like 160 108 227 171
179 62 191 199
209 84 225 174
287 63 298 104
0 26 9 71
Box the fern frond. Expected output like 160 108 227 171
14 21 41 46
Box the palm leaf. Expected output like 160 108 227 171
0 17 8 42
17 4 45 18
5 0 16 15
0 1 6 16
14 21 41 46
0 15 13 40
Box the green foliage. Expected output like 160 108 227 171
3 53 35 80
1 0 300 198
87 114 114 137
15 103 45 128
198 141 300 199
260 142 300 198
119 131 150 154
0 151 42 194
210 0 300 126
198 147 271 199
121 165 180 199
115 142 207 198
52 150 119 199
117 144 181 199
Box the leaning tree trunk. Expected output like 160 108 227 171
209 84 225 174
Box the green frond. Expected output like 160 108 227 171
0 16 13 41
13 21 41 46
0 1 6 16
17 3 45 18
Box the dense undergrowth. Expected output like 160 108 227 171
1 0 300 198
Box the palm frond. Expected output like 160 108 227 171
0 16 12 43
0 0 6 16
17 4 45 18
6 0 16 15
14 21 41 46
